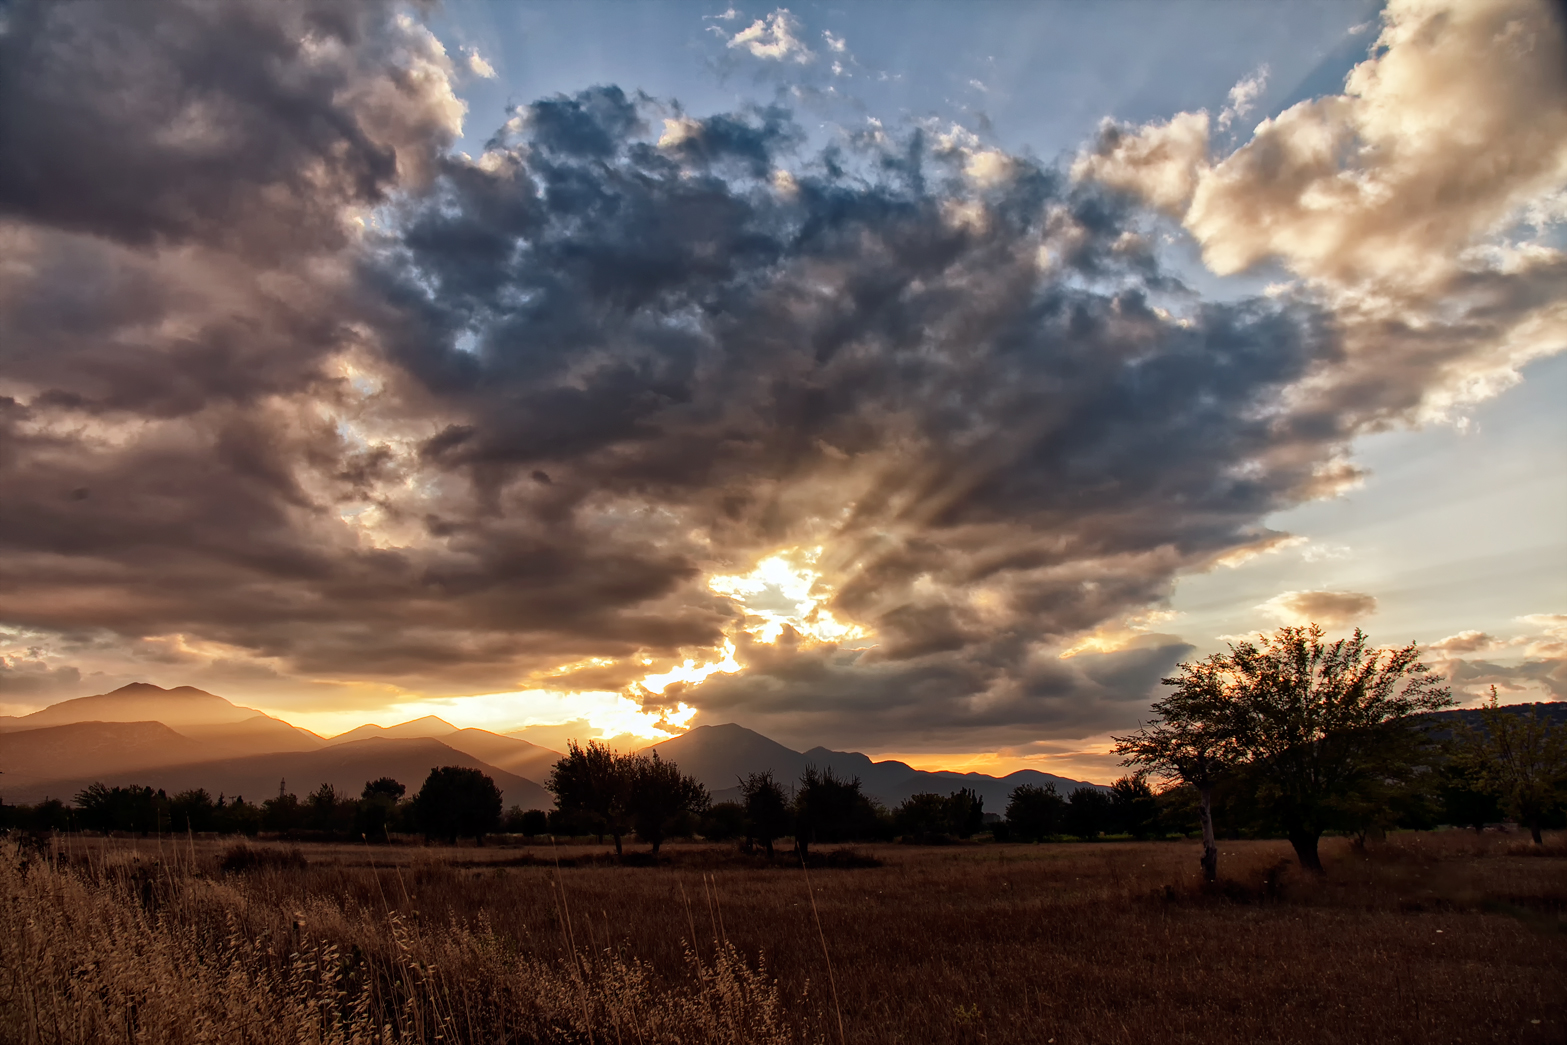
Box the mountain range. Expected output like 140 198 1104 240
3 683 1550 817
0 682 1109 813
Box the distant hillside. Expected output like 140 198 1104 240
0 683 263 730
7 736 552 810
1421 700 1567 739
326 716 459 744
0 684 324 757
648 723 1104 810
0 721 202 793
438 728 561 784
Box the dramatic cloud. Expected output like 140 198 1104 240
0 0 1560 750
1432 614 1567 702
1077 0 1567 426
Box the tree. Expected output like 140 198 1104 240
548 740 632 853
413 766 503 845
894 789 986 843
1436 759 1501 833
701 801 747 842
1121 624 1452 876
794 766 865 859
357 778 406 841
170 788 217 833
627 751 708 853
75 783 164 835
1109 775 1159 839
947 788 985 839
1225 626 1452 871
1114 652 1241 882
1065 787 1112 840
1455 688 1567 845
1004 783 1066 843
894 793 951 843
740 770 792 857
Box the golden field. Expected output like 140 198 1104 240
1 830 1562 1044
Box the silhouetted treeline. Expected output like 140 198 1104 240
0 767 516 844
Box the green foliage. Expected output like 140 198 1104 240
1117 624 1452 874
1454 687 1567 844
1436 759 1502 832
413 766 503 845
1004 783 1065 843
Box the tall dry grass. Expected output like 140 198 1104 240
1 830 1562 1044
0 836 803 1044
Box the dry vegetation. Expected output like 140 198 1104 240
1 830 1563 1044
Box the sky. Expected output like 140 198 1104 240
0 0 1563 781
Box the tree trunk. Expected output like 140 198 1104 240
1198 785 1218 883
612 832 623 856
1530 820 1543 846
763 837 774 859
1289 829 1323 873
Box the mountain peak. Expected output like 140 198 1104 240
18 682 258 728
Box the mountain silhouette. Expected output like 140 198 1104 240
0 683 324 758
647 723 1104 809
0 684 1124 815
326 716 459 744
0 721 202 791
6 736 552 810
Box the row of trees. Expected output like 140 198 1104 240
1114 624 1566 880
0 767 510 844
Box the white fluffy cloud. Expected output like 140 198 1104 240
728 9 814 63
1076 0 1567 426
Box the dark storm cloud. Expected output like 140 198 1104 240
0 0 1398 739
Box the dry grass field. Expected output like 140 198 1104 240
2 830 1562 1044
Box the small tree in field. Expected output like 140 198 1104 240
794 766 864 859
1225 626 1451 871
413 766 502 845
1004 783 1066 843
548 740 631 854
626 751 708 853
1114 653 1241 882
1121 624 1451 877
1455 688 1567 845
1109 774 1160 839
740 771 792 857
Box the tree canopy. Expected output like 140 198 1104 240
1117 624 1451 876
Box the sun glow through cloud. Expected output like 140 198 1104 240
707 549 869 645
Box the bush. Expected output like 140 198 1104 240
219 844 308 874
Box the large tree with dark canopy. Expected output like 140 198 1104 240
626 751 708 854
740 770 792 857
1121 624 1451 875
548 740 632 854
413 766 502 845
